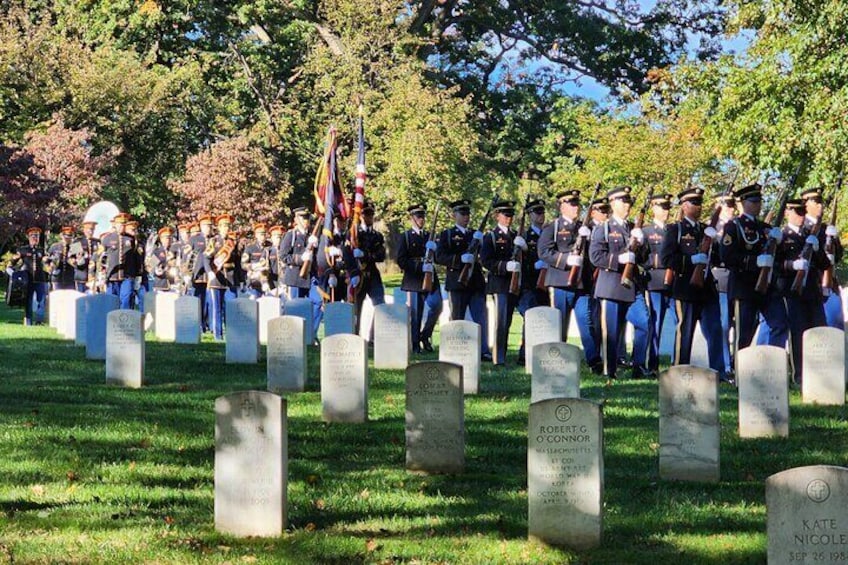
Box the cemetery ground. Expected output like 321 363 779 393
0 288 847 563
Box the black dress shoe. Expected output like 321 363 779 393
421 338 434 352
631 366 652 380
589 361 604 375
516 355 526 366
481 352 493 362
617 357 633 369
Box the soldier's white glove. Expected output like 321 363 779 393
631 228 644 243
506 260 520 272
534 259 546 270
792 258 809 271
704 227 718 239
472 231 484 241
301 250 313 262
768 227 783 243
805 235 820 251
5 267 13 277
513 236 527 250
133 277 142 291
307 235 318 246
691 253 709 265
566 254 583 267
353 248 365 259
422 263 434 273
425 241 437 252
756 254 774 268
578 226 591 238
827 253 836 264
461 253 474 264
350 275 360 287
328 274 338 288
327 246 342 258
826 225 838 237
618 252 636 265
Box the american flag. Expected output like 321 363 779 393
313 127 350 237
352 111 366 237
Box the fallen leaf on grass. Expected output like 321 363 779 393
306 474 319 485
359 489 370 499
365 538 378 552
164 515 175 525
66 471 78 482
649 442 659 451
30 485 45 497
314 499 326 510
305 523 317 532
240 556 257 563
217 545 231 552
138 438 151 449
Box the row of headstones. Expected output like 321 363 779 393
215 370 848 562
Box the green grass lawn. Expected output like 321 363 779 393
0 285 846 564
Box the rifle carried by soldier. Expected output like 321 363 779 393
509 195 531 295
566 183 601 289
756 166 801 294
621 186 653 289
299 215 323 280
421 201 441 293
791 174 842 295
458 197 496 286
821 174 842 295
691 170 739 288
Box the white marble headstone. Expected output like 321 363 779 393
257 295 283 345
284 298 314 345
802 327 846 406
531 342 581 403
374 303 410 369
737 345 789 438
324 302 355 338
106 309 145 388
267 316 307 393
321 334 368 423
405 361 464 473
174 294 201 344
215 391 286 537
524 307 562 374
439 320 481 394
154 291 178 342
226 298 259 364
85 293 120 360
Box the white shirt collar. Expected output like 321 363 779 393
455 224 467 234
653 220 666 229
683 216 698 227
742 213 755 221
611 215 627 226
787 223 801 234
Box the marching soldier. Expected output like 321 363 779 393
659 187 727 381
642 194 674 375
10 227 48 325
587 197 610 364
280 207 323 337
204 214 242 340
801 187 844 329
517 198 549 364
397 203 442 353
70 220 99 293
588 186 648 379
243 223 272 298
436 199 491 361
177 223 190 246
719 183 788 353
353 200 387 335
100 213 136 309
481 199 521 365
775 199 828 384
537 190 602 373
268 225 285 295
149 227 177 291
45 226 76 290
189 215 214 331
711 194 737 378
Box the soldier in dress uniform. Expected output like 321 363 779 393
124 219 147 310
642 194 674 374
177 223 190 247
775 199 828 384
588 186 648 379
189 215 213 331
516 198 549 364
436 199 491 361
353 200 386 335
268 225 285 296
800 187 844 330
317 215 360 303
70 220 99 293
100 213 136 309
711 194 737 378
719 183 789 354
480 200 522 365
537 190 602 373
45 226 76 290
586 197 610 364
660 187 727 381
149 227 176 291
280 207 323 338
243 223 272 298
397 203 442 353
11 227 48 325
204 214 242 340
